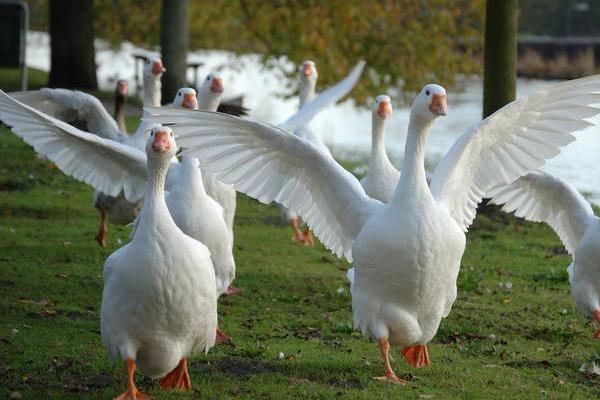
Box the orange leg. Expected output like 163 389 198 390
160 358 191 391
225 285 243 296
215 324 231 344
593 310 600 340
402 344 430 368
114 358 151 400
373 338 407 385
302 227 314 246
95 209 107 247
290 218 306 244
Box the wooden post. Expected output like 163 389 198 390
483 0 518 118
160 0 189 103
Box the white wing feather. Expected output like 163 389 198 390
430 75 600 231
9 88 125 142
144 108 382 261
489 171 596 254
279 60 366 131
0 90 150 201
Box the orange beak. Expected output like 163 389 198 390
182 92 197 109
152 130 171 152
210 77 224 93
302 63 313 77
118 81 128 96
377 101 392 119
429 94 448 116
152 60 166 75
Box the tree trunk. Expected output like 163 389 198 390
483 0 517 118
48 0 97 90
160 0 189 103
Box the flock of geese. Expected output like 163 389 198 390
1 55 599 397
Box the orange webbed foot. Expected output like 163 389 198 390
160 358 191 391
114 358 151 399
225 285 243 296
215 325 231 344
114 389 152 400
402 344 430 368
373 370 408 385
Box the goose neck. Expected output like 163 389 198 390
394 113 432 196
370 117 387 158
115 95 127 131
176 157 207 198
138 155 170 226
143 76 162 107
198 95 220 112
299 83 315 107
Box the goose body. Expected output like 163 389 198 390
490 171 600 338
146 74 600 383
101 126 217 396
360 95 399 202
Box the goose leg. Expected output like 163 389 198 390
402 343 430 368
114 358 151 400
374 338 407 385
302 227 314 246
290 218 306 244
215 324 231 344
160 358 191 390
225 285 243 295
593 310 600 340
95 209 107 247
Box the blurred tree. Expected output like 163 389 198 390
29 0 486 103
48 0 98 89
483 0 517 118
160 0 189 102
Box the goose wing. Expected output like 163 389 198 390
145 108 382 261
429 75 600 231
489 171 596 254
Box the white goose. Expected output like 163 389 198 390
114 79 129 133
280 59 366 244
101 125 217 397
360 95 399 202
489 171 600 339
145 75 600 383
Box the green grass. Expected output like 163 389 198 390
0 117 599 399
0 67 49 92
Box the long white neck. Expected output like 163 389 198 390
173 157 208 200
392 112 432 199
299 80 316 108
370 116 389 163
134 153 173 235
198 91 221 112
143 75 162 107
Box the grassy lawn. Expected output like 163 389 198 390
0 68 49 92
0 116 599 399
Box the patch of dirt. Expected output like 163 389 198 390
192 357 279 379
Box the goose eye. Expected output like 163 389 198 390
426 90 430 96
170 132 173 137
178 93 181 96
206 76 210 81
150 131 154 136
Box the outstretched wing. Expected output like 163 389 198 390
9 88 125 142
279 60 366 131
489 171 596 254
430 75 600 231
0 90 149 201
144 108 382 261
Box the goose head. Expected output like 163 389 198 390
146 125 177 160
197 72 224 110
299 60 318 92
411 84 448 122
373 95 393 121
144 57 166 79
116 79 129 96
173 87 198 110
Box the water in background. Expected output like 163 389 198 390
25 32 600 204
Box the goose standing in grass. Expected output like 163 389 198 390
360 95 399 202
101 125 217 397
279 59 366 245
114 79 129 133
489 171 600 339
145 75 600 384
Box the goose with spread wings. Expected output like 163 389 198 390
489 171 600 340
145 75 600 383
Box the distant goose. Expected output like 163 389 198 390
145 75 600 384
490 171 600 340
